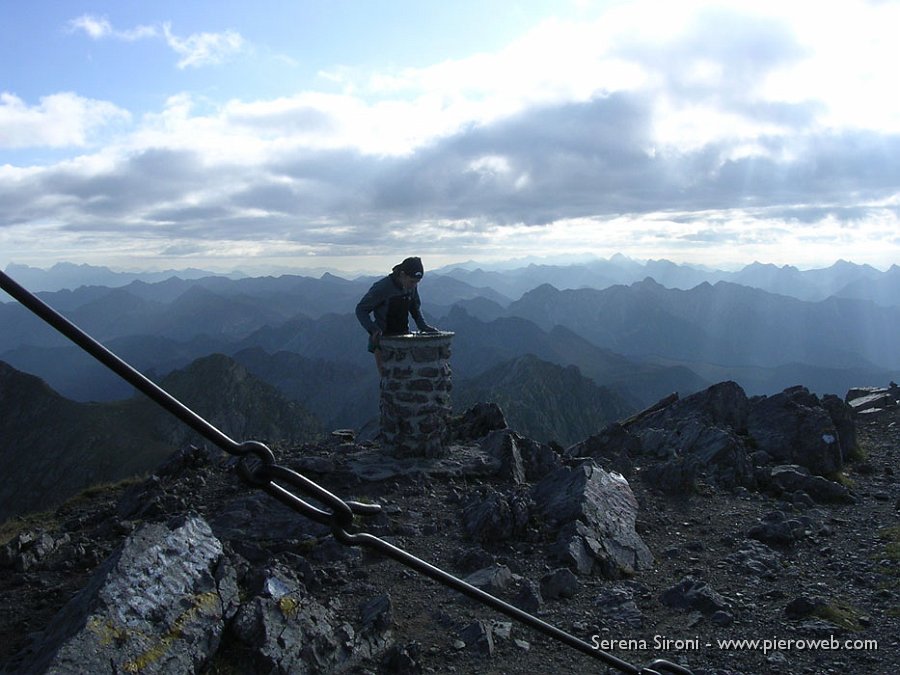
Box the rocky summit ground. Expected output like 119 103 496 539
0 385 898 675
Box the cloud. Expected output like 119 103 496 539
67 14 158 41
5 88 896 261
4 1 899 271
0 92 130 149
161 23 246 69
67 14 114 39
66 14 246 69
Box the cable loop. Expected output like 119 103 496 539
236 440 277 461
235 441 277 487
263 463 356 531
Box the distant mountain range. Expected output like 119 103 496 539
505 278 900 370
3 255 900 526
5 255 899 306
438 255 900 306
1 255 898 455
2 262 247 293
440 306 707 407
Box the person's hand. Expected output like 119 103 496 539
371 328 382 344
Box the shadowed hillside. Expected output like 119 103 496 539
0 356 321 522
0 361 171 522
454 354 636 445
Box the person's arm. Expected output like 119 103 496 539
356 280 388 334
410 288 437 332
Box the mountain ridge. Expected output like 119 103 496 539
506 278 900 371
7 255 896 306
0 355 322 522
454 354 636 445
2 262 247 293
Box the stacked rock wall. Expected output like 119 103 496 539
379 332 454 458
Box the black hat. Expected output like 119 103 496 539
395 256 424 279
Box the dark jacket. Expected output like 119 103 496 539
355 273 430 335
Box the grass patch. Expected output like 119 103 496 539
812 600 866 631
878 525 900 561
293 537 324 554
844 441 867 463
65 475 144 505
0 475 143 547
0 511 58 547
825 470 855 488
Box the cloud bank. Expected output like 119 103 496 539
66 14 246 69
2 0 899 272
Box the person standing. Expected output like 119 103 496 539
355 257 438 374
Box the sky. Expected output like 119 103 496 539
1 0 899 276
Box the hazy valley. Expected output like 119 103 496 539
2 255 899 520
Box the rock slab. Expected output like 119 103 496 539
531 463 652 578
14 515 235 674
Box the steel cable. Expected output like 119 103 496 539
0 269 693 675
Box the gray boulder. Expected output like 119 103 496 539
462 488 531 542
845 384 900 413
766 465 855 504
660 577 731 616
515 434 564 481
595 585 644 628
13 515 237 674
458 620 494 655
0 529 70 572
565 422 639 478
540 568 579 600
747 386 844 476
531 463 652 578
452 402 508 441
724 539 782 577
464 565 516 594
479 430 527 484
746 509 822 548
512 579 543 613
480 429 562 484
231 567 393 674
632 381 750 432
626 382 757 490
637 419 755 490
628 383 859 492
821 394 858 460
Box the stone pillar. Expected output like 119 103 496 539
379 331 454 458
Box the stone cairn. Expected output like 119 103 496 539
379 331 454 458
